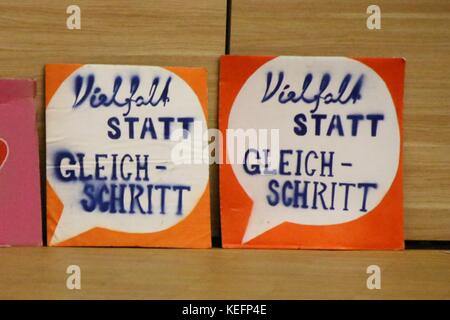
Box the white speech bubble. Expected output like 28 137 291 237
46 65 208 245
227 57 400 243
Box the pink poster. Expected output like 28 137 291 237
0 79 42 246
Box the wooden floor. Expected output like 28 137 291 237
0 248 448 299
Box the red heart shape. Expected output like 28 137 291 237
0 138 9 170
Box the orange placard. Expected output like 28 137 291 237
219 56 404 249
46 64 211 248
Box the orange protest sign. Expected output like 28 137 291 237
219 56 404 249
46 64 211 248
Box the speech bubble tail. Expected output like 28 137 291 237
241 206 283 244
50 209 95 245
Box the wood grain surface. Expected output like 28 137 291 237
0 247 448 299
0 1 448 241
230 0 450 240
0 0 226 239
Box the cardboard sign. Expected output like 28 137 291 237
46 64 211 247
0 79 42 246
219 56 404 249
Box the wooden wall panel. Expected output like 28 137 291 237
1 0 449 241
230 0 450 240
0 0 226 240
